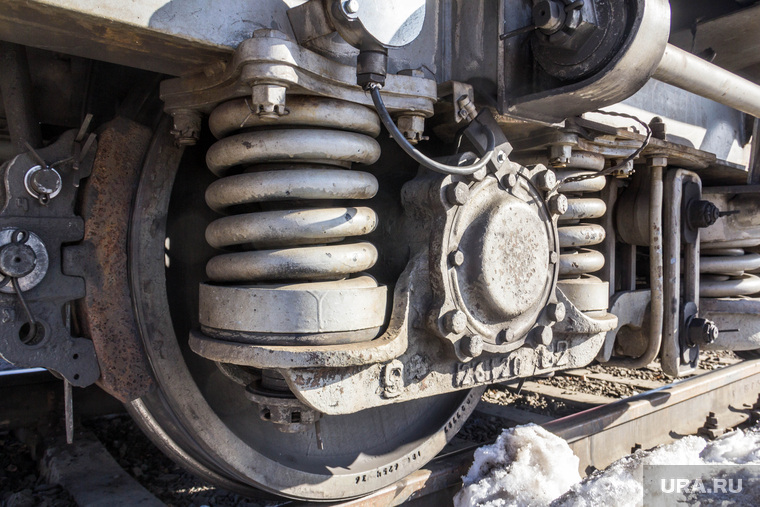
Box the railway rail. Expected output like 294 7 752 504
2 356 759 506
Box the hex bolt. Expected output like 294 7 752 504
496 151 508 165
251 83 287 119
397 114 427 144
471 167 488 182
444 310 468 334
446 182 470 206
549 144 572 167
687 317 719 346
650 116 667 140
498 328 515 344
536 169 557 191
461 335 484 358
549 251 559 264
502 173 518 190
546 302 566 323
343 0 360 14
170 110 202 146
449 250 465 267
536 326 553 346
548 194 569 216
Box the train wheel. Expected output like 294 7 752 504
116 117 481 501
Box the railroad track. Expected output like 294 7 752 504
2 357 759 506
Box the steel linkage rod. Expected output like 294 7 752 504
654 44 760 119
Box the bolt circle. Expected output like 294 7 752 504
449 250 465 267
461 335 484 358
446 182 470 206
444 310 468 334
549 194 568 216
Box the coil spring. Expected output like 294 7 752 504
556 165 607 280
700 246 760 298
204 95 382 288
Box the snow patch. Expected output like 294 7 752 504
457 424 760 507
454 425 581 507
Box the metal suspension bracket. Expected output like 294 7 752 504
0 129 100 386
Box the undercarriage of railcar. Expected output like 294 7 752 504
2 0 760 501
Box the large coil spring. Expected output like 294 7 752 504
556 164 607 280
204 95 382 288
700 246 760 298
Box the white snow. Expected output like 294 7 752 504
456 423 760 507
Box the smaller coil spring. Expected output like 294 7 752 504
557 166 607 279
700 246 760 298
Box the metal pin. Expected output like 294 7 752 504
500 25 537 40
75 114 94 143
315 420 324 450
718 329 739 333
64 380 73 444
23 141 48 169
718 210 741 217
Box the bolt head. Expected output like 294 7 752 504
449 250 465 267
342 0 360 15
502 173 518 189
549 194 569 216
547 302 566 323
30 168 62 196
444 310 468 334
446 182 470 206
461 335 484 358
536 169 557 191
498 328 516 344
496 151 507 165
536 326 553 346
549 251 559 264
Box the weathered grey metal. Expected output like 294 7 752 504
661 169 702 376
702 299 760 351
325 0 426 49
558 249 606 277
416 157 561 359
199 278 387 335
206 243 379 283
160 29 438 119
205 206 378 249
0 42 42 154
701 187 760 249
505 0 671 123
205 168 379 213
700 252 760 274
598 290 651 362
563 198 607 220
700 274 760 298
654 44 760 119
205 129 381 177
208 96 382 139
280 279 615 414
557 224 606 248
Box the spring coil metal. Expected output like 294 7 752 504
556 164 607 280
700 246 760 298
204 95 382 287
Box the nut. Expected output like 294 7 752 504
251 83 287 119
446 182 470 206
444 310 468 334
546 302 566 323
170 110 202 146
535 326 553 346
342 0 360 15
498 328 516 344
496 151 508 165
397 114 426 144
536 169 557 191
449 250 465 267
502 173 518 190
549 251 559 264
548 194 569 216
461 335 484 358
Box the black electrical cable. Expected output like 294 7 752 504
369 84 496 175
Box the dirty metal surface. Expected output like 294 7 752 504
69 118 155 402
0 131 99 386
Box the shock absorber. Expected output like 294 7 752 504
554 154 609 313
198 95 388 346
